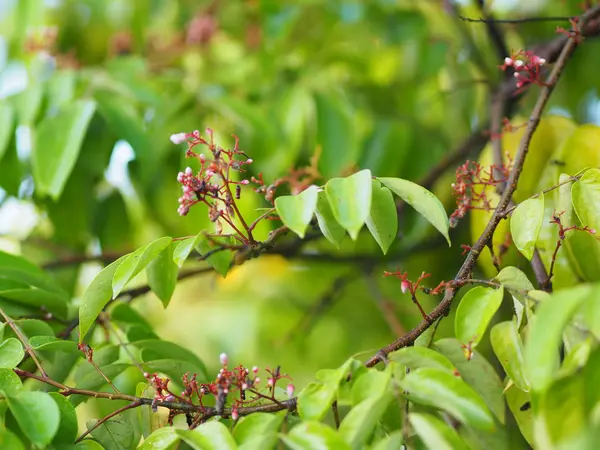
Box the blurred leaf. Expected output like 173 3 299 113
88 418 135 450
325 169 372 240
48 392 78 445
132 339 207 379
195 235 233 278
10 83 42 125
378 177 450 245
455 286 504 350
339 394 392 449
7 391 60 447
389 346 455 372
0 429 24 450
112 237 173 298
572 168 600 232
409 412 469 450
510 193 545 260
79 257 127 342
139 427 180 450
0 104 14 161
505 384 534 446
233 412 285 450
31 100 96 199
399 367 495 431
29 336 79 353
366 180 397 254
94 191 133 252
0 338 24 369
177 421 236 450
360 120 411 178
147 243 178 307
140 360 206 385
282 422 351 450
275 185 319 238
0 289 68 319
370 431 404 450
490 321 529 391
314 191 346 248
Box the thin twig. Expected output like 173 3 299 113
76 400 142 443
0 308 48 377
460 15 575 24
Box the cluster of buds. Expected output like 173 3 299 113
550 210 596 238
500 50 547 90
383 270 436 320
171 129 252 234
145 372 177 411
449 159 512 227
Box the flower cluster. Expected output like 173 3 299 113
171 129 252 234
449 159 512 227
500 50 547 90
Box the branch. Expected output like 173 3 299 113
0 308 48 377
460 15 575 24
366 6 598 367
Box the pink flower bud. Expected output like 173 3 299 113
246 159 253 164
401 280 410 294
242 383 248 390
538 58 546 65
165 394 175 402
254 377 260 384
199 153 206 162
589 228 597 234
267 378 274 386
220 353 228 365
205 170 214 178
177 172 184 182
514 72 521 78
223 388 229 394
170 133 188 144
240 180 249 185
185 167 193 175
504 57 513 66
514 60 524 68
143 372 149 378
252 366 258 373
286 383 295 397
232 408 239 421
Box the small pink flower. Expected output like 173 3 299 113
504 57 513 66
170 133 188 144
401 280 410 294
286 383 295 397
252 366 258 373
220 352 228 365
232 407 239 421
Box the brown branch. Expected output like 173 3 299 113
76 400 142 443
0 308 48 377
460 15 575 24
366 6 597 367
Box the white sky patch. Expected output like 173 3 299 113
105 140 135 193
0 197 40 239
0 62 28 98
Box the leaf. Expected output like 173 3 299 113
370 431 404 450
0 338 23 369
112 237 173 298
0 103 14 161
31 100 96 199
0 368 22 396
132 339 207 379
173 237 197 268
138 427 180 450
493 266 534 292
510 193 545 260
505 384 534 446
524 284 594 391
389 346 455 372
314 191 346 248
490 321 530 391
29 336 79 353
365 180 398 254
455 286 504 350
0 288 68 319
195 235 233 278
297 382 337 422
88 418 135 450
274 185 319 238
233 412 285 450
409 412 469 450
281 421 351 450
325 169 372 240
7 391 60 447
399 367 495 431
339 395 392 449
0 429 24 450
79 257 127 342
49 392 78 445
177 421 237 450
140 360 206 384
378 177 450 245
147 243 178 307
572 168 600 229
350 367 391 406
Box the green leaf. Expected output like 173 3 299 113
195 235 233 278
389 346 455 372
88 418 135 450
132 339 207 379
524 284 595 391
275 185 319 238
325 169 372 240
399 367 495 431
79 257 127 342
177 421 237 450
350 367 391 406
297 382 337 422
490 321 529 391
31 100 96 199
365 181 398 254
140 360 206 385
233 412 285 450
572 168 600 232
7 391 60 447
455 286 504 350
173 237 198 268
112 237 173 297
505 384 534 446
147 243 178 307
409 412 469 450
29 336 79 353
0 289 68 319
0 104 14 161
493 266 534 292
314 191 346 248
49 392 78 445
281 422 351 450
378 177 450 245
0 338 24 368
510 193 545 260
370 431 403 450
73 440 106 449
139 427 180 450
339 395 392 449
0 368 22 396
0 429 24 450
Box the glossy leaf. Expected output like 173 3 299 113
275 185 319 238
139 427 180 450
147 243 178 307
409 412 469 450
0 368 23 396
505 384 534 446
173 236 199 268
455 286 504 350
314 191 345 248
399 367 495 431
572 168 600 232
233 412 285 450
0 338 24 369
389 346 455 372
378 177 450 245
339 395 392 449
365 180 397 254
7 391 60 447
29 336 79 353
177 421 237 450
0 288 68 319
49 392 78 445
370 431 404 450
493 266 534 292
112 237 173 298
79 256 127 342
195 234 233 278
282 421 351 450
88 418 135 450
0 103 14 161
350 367 391 406
510 193 545 260
31 100 96 199
325 169 372 240
490 321 530 391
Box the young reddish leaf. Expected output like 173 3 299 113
491 321 530 391
275 185 319 238
510 193 545 260
366 180 398 254
455 286 504 351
